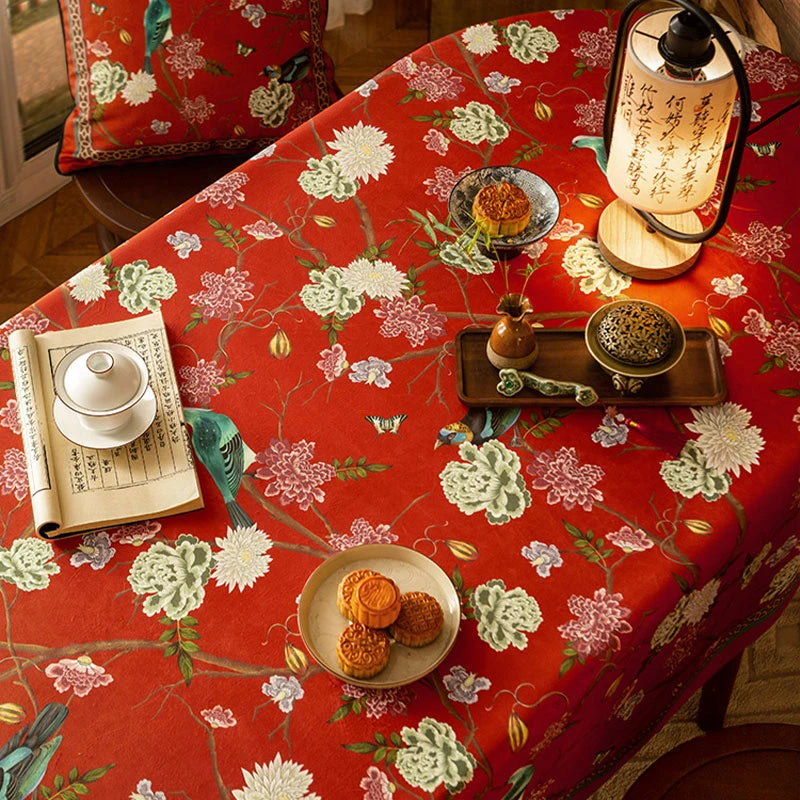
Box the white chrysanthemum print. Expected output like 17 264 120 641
68 262 109 303
685 402 765 478
461 23 499 55
232 753 320 800
340 257 409 299
122 70 156 106
327 122 394 183
212 524 273 592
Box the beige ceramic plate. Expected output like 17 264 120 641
298 544 460 688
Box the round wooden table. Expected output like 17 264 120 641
623 724 800 799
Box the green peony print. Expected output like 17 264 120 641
90 59 128 104
505 21 559 64
440 440 531 524
0 538 59 591
117 259 177 314
128 534 213 619
299 267 364 319
472 578 542 650
298 155 359 202
449 101 509 146
395 717 476 793
562 238 631 297
249 79 295 128
438 241 495 275
660 440 732 502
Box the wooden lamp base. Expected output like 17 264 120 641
597 199 703 280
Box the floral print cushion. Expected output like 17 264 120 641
56 0 337 173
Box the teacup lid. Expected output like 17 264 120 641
54 342 148 415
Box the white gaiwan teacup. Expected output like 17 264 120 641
53 342 149 432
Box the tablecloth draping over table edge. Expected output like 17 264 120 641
0 9 798 800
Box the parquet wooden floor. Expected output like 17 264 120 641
0 0 430 323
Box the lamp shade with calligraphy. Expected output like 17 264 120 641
605 9 743 215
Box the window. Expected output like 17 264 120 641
0 0 71 226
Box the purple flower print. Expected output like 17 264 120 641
70 531 115 569
262 675 304 712
255 439 336 510
442 665 491 704
374 295 447 347
527 446 604 512
558 588 632 658
349 357 392 388
45 656 113 697
591 411 629 448
521 541 563 577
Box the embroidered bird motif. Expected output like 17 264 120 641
183 408 256 529
262 48 311 83
0 702 67 800
142 0 172 74
570 135 608 175
434 407 521 448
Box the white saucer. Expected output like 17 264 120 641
53 386 157 449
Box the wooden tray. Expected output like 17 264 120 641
455 327 727 407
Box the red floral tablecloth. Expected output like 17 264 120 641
0 9 799 800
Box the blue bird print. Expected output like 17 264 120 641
142 0 172 74
262 48 311 83
434 407 521 449
0 703 67 800
570 135 608 175
183 408 256 529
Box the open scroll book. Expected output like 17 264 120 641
8 311 203 539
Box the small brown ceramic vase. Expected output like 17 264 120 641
486 293 539 370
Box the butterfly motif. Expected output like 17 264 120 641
90 2 106 13
746 141 780 158
365 414 407 435
236 41 256 57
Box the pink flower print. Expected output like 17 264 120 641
423 165 471 202
360 766 393 800
548 218 583 241
767 320 800 370
329 517 397 551
0 399 21 435
317 343 348 382
393 55 417 79
179 95 215 125
45 656 113 697
201 705 237 728
408 62 464 102
731 220 790 264
558 587 632 658
423 128 449 155
243 220 283 240
374 294 447 347
606 525 654 553
255 439 336 510
190 267 254 321
0 312 49 349
742 308 770 341
165 33 205 80
87 39 111 57
745 48 799 91
527 446 604 512
195 172 249 209
341 683 414 718
572 26 616 69
109 520 161 545
573 97 604 133
179 358 225 406
0 448 27 501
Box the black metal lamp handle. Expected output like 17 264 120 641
602 0 752 244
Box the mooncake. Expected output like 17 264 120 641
350 574 401 628
389 591 444 647
337 568 381 621
472 181 531 236
336 623 391 679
